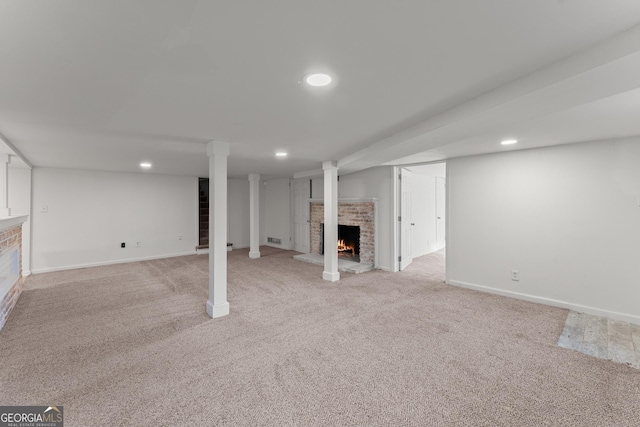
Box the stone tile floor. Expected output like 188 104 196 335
558 311 640 369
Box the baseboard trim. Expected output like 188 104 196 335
31 251 198 274
265 243 292 250
206 300 230 319
447 279 640 325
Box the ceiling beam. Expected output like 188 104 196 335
337 23 640 174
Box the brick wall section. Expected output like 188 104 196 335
0 225 24 331
310 202 375 265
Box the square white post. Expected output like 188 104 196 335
206 141 230 318
248 173 261 259
0 154 10 217
322 161 340 281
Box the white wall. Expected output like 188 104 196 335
312 166 395 270
264 178 291 249
228 179 250 248
8 166 32 274
31 168 197 273
447 139 640 323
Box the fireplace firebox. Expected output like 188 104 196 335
321 224 360 262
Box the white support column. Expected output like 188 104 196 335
0 155 10 217
322 161 340 282
248 173 261 259
206 141 230 319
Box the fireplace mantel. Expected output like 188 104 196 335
0 215 29 232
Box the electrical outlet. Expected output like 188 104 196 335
511 270 520 281
41 206 48 213
135 241 141 248
121 242 126 248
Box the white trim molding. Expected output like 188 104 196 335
0 215 29 232
447 279 640 326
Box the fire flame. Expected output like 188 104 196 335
337 239 355 255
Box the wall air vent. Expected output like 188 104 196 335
267 237 282 244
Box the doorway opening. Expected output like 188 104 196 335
396 162 446 272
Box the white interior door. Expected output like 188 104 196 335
292 179 310 253
400 168 413 270
436 177 446 249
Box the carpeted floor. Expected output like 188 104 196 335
1 247 639 426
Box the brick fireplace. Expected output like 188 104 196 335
310 200 376 265
0 216 28 332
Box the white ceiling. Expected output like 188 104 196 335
1 1 640 178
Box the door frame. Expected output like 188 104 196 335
290 178 311 254
393 162 448 273
399 167 413 271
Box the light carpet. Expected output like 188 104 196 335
1 247 639 426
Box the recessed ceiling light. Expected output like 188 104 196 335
501 139 518 145
140 162 152 168
305 73 332 87
275 152 288 157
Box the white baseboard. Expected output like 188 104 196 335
265 243 291 250
31 251 198 274
447 279 640 325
